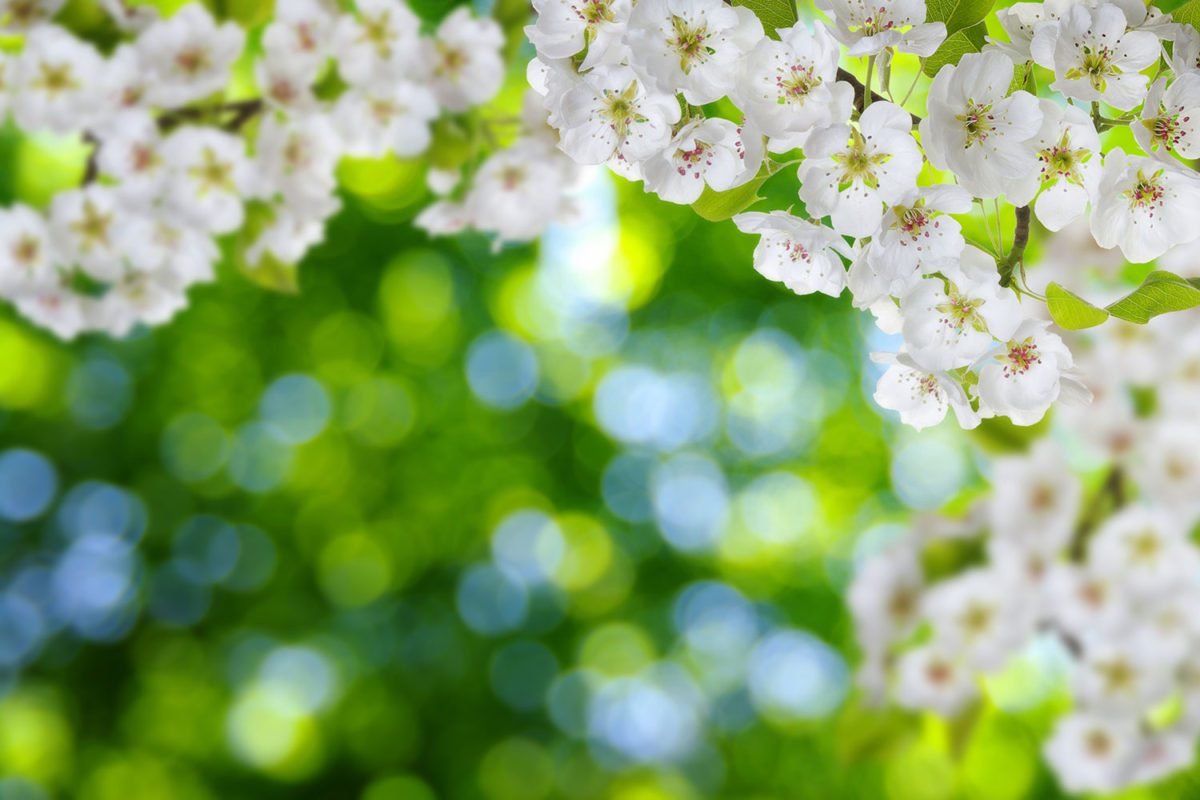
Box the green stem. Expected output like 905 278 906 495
997 205 1031 288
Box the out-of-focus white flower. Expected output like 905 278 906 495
0 205 59 296
895 644 977 715
50 186 124 282
0 0 65 32
334 82 440 159
1089 506 1196 601
422 7 505 112
1044 713 1141 794
161 127 252 235
136 5 245 107
987 440 1081 554
12 25 106 134
333 0 420 86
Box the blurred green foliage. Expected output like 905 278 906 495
6 2 1196 800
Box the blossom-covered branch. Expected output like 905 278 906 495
0 0 581 338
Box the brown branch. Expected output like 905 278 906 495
157 98 266 132
997 205 1031 288
82 132 100 185
837 67 922 126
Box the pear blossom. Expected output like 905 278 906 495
333 0 421 87
1026 100 1102 232
986 2 1047 64
14 288 91 339
1134 74 1200 161
49 186 125 282
733 21 853 143
0 205 58 295
1171 25 1200 76
255 49 320 115
847 543 924 653
1131 422 1200 510
98 0 158 32
12 24 106 134
643 118 759 204
0 0 64 32
815 0 947 57
1074 637 1174 714
733 211 850 297
261 0 337 67
798 101 922 238
136 4 246 107
97 109 167 204
923 567 1034 669
899 246 1023 372
895 644 977 715
525 0 632 68
872 184 971 278
920 52 1044 201
1044 713 1141 794
161 127 252 235
253 114 342 212
334 81 439 159
465 143 577 244
556 65 681 165
624 0 764 105
871 351 980 430
977 319 1085 426
1089 506 1196 600
93 270 190 337
1048 4 1160 111
422 8 506 112
1090 149 1200 263
987 440 1081 554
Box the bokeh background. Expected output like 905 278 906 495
4 1 1194 799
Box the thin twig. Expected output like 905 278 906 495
837 68 922 125
82 132 100 185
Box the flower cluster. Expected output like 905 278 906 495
849 294 1200 792
0 0 578 339
526 0 1200 430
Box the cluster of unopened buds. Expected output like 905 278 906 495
526 0 1200 430
0 0 580 338
849 298 1200 792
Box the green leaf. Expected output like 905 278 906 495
923 21 987 77
731 0 798 37
1169 0 1200 26
1045 282 1110 330
925 0 993 35
691 173 770 222
1105 270 1200 324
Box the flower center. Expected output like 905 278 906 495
600 82 646 140
1126 168 1166 212
1127 529 1162 562
175 47 211 77
1000 337 1041 376
436 44 468 78
892 202 932 239
70 201 112 251
956 100 994 146
776 64 820 104
832 130 888 189
190 148 235 194
34 62 78 94
499 166 526 190
574 0 615 26
13 235 39 267
670 15 712 72
936 288 987 333
1066 46 1117 92
1145 109 1191 150
1039 132 1089 185
674 142 712 176
858 10 894 36
1086 731 1112 758
785 239 810 263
